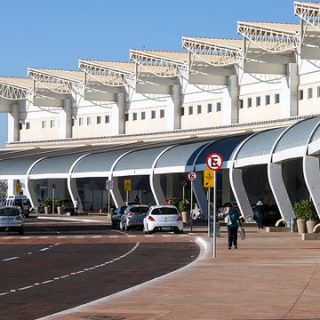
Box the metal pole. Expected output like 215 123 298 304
52 187 55 215
213 171 217 259
182 185 185 202
126 191 129 204
207 188 210 237
190 181 193 232
107 190 110 215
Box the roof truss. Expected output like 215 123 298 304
237 22 300 53
79 60 132 87
0 83 29 100
295 1 320 31
182 37 240 66
130 50 186 78
28 68 81 94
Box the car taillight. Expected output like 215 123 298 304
148 215 155 221
177 215 182 221
128 212 134 217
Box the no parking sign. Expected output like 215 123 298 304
206 153 223 171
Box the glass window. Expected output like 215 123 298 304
79 118 83 126
125 114 129 122
105 115 110 123
97 116 101 124
239 99 243 109
41 120 46 129
141 111 146 120
197 105 202 114
299 90 304 100
160 109 165 118
151 110 156 119
19 122 22 130
86 117 91 125
181 107 184 116
308 88 313 99
189 106 193 115
247 98 252 108
26 122 30 130
133 113 137 121
265 95 270 105
256 96 261 107
50 120 55 128
72 118 75 126
275 93 280 104
317 87 320 98
207 103 212 113
216 102 221 112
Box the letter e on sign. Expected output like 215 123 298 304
206 153 223 171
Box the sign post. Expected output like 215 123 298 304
181 180 187 202
124 179 132 204
52 183 56 215
106 180 114 215
203 169 214 236
187 172 197 232
205 153 223 259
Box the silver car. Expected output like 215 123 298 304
120 205 149 231
0 206 24 234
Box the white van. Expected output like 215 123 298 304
5 195 31 217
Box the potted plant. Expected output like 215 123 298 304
43 198 52 215
179 199 190 223
293 199 315 234
305 202 319 233
55 198 64 215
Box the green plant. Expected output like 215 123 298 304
42 198 52 207
54 198 63 207
293 199 317 220
179 199 190 212
169 198 180 208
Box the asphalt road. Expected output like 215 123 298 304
0 219 199 320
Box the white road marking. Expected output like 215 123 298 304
18 285 33 291
2 257 19 262
40 248 49 252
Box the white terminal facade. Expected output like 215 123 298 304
1 1 320 225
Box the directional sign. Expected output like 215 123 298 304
187 172 197 181
124 179 132 192
206 153 223 171
106 180 114 190
203 169 214 188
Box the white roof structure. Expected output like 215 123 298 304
295 1 320 30
0 77 33 100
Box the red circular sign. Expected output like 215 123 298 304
206 153 223 171
187 172 197 181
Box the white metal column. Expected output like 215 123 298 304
166 84 181 131
281 63 298 118
267 162 295 222
8 103 19 143
112 92 126 135
303 155 320 219
223 75 239 125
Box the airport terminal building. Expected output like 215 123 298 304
1 1 320 224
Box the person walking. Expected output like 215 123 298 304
255 199 264 229
223 202 242 249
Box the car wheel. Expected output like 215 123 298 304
174 228 183 234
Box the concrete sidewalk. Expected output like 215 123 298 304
40 226 320 320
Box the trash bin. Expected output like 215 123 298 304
210 221 220 237
290 217 297 232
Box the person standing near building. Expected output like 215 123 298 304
255 199 264 229
223 202 242 249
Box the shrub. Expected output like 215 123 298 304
293 199 317 220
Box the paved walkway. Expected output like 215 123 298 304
39 222 320 320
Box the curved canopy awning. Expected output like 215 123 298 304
29 153 85 179
195 135 249 170
113 146 169 177
71 149 128 178
154 141 211 174
0 157 39 179
234 128 285 167
272 117 320 162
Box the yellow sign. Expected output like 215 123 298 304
124 179 132 192
203 169 214 188
16 182 22 193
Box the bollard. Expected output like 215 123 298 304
290 217 297 232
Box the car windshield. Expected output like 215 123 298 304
0 208 20 216
151 207 179 215
129 207 149 214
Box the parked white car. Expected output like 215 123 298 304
0 206 24 234
143 205 183 234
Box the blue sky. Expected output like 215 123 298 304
0 0 298 146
